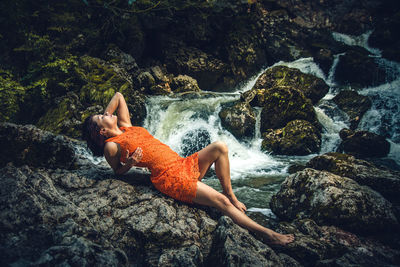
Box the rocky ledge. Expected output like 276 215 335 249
1 123 400 266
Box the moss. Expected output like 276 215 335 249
0 69 26 122
76 55 133 106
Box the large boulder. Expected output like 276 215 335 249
270 168 398 234
219 101 256 139
271 218 400 266
307 153 400 204
332 90 372 130
164 42 229 91
170 75 201 93
338 128 391 158
0 123 77 169
261 120 321 156
334 48 390 88
252 66 329 104
207 216 289 266
369 10 400 62
259 86 320 132
180 128 211 157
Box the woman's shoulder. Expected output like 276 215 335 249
104 141 120 158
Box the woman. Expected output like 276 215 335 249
82 92 294 245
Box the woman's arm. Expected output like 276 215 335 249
104 92 132 128
104 142 142 175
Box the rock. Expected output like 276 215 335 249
334 48 390 88
313 48 334 76
270 168 398 234
369 10 400 62
150 65 169 84
37 92 84 139
77 55 135 107
0 123 77 169
252 66 329 104
207 216 287 266
137 71 156 90
261 120 321 156
338 128 391 158
272 218 400 266
258 86 320 132
332 90 372 130
180 128 211 157
164 42 229 92
103 45 139 73
0 164 128 266
170 75 201 93
219 101 256 139
307 153 400 204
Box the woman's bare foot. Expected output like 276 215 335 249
265 232 295 246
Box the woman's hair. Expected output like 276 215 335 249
82 115 106 156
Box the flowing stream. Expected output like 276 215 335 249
82 31 400 218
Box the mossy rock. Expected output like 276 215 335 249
219 101 256 139
170 75 201 93
261 119 321 155
334 48 390 88
37 92 84 139
76 55 133 106
0 69 26 122
332 90 372 130
259 86 320 132
252 66 329 104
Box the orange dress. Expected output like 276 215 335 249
105 126 200 203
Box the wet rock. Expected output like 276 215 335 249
272 218 400 267
262 120 321 156
369 10 400 62
180 128 211 157
219 101 256 139
0 123 77 169
334 48 390 88
170 75 201 93
252 66 329 105
313 48 334 76
207 216 288 266
338 128 391 158
258 86 320 132
270 168 398 234
332 90 372 130
307 152 400 204
137 71 156 90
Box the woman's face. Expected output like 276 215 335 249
92 112 117 131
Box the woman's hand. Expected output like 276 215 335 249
125 147 143 167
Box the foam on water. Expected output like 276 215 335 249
332 30 381 56
143 95 286 180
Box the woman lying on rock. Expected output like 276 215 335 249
82 92 294 246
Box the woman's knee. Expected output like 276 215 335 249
214 193 233 210
212 141 228 154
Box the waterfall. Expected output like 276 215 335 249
143 94 287 181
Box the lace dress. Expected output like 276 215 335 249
105 126 200 203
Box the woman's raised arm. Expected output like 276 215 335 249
104 92 132 128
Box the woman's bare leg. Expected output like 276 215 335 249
197 141 246 212
193 181 294 245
